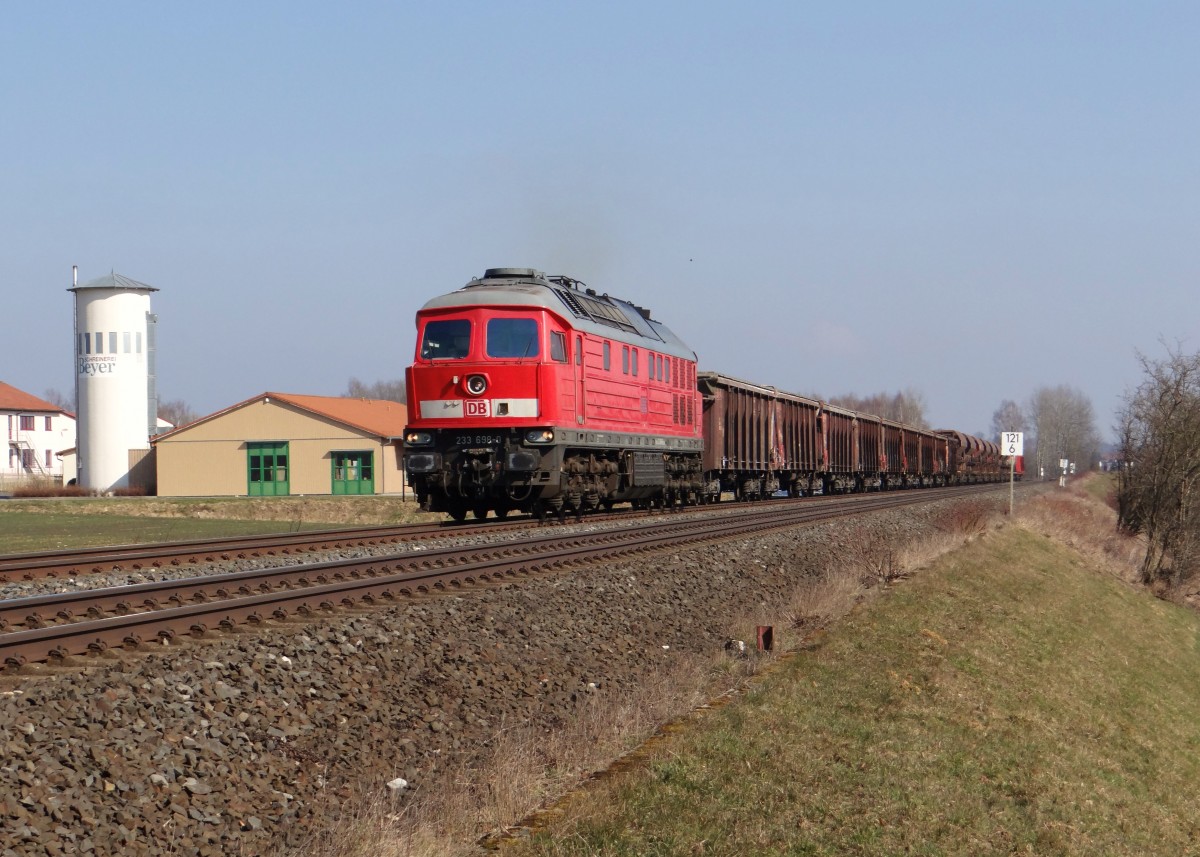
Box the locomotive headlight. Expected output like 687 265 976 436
465 374 488 396
525 429 555 444
404 430 433 446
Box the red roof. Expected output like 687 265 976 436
154 392 408 441
266 392 408 437
0 381 65 414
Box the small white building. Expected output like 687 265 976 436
1 381 76 489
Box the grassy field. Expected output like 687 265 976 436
0 495 438 554
505 515 1200 855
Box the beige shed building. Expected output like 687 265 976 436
153 392 408 497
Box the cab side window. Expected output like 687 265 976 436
550 332 567 363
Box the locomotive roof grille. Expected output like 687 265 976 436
552 287 642 336
553 287 590 320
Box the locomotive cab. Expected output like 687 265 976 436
403 303 572 519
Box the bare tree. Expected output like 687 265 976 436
1027 385 1100 481
43 388 75 412
827 388 929 428
1117 345 1200 585
346 377 406 404
158 399 198 428
990 399 1027 441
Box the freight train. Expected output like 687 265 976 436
402 268 1005 521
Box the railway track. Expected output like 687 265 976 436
0 483 1012 583
0 485 1009 671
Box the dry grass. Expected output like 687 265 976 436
0 495 436 526
0 496 440 552
1016 476 1145 586
502 482 1200 856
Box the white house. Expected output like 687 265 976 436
1 381 76 487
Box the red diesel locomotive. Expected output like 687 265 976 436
402 268 1007 520
402 268 703 520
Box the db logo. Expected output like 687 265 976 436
464 399 491 417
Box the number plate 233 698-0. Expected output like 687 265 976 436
455 435 503 448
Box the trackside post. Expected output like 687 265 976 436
1002 432 1024 515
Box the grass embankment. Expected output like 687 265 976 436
0 496 437 553
507 496 1200 855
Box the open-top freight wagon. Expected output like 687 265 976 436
697 372 968 500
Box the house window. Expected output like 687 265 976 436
45 416 52 430
45 450 52 467
19 415 34 431
21 449 33 470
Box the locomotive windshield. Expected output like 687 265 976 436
420 319 471 360
486 318 540 358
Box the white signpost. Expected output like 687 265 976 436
1002 432 1023 515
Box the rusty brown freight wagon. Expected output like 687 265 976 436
935 430 1003 484
697 372 821 500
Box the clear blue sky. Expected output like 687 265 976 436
4 3 1196 440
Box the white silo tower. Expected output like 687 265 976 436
70 269 159 493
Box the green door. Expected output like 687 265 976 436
332 451 374 495
248 442 290 496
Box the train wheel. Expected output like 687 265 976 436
494 507 509 520
472 505 489 521
447 501 468 523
